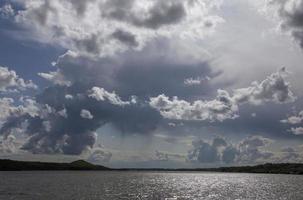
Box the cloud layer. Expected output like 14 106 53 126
12 0 223 57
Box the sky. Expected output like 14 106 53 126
0 0 303 168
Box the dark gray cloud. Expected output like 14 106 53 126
102 0 186 29
1 43 221 156
272 0 303 48
0 86 162 155
222 146 239 164
115 58 219 100
40 42 221 100
111 29 139 47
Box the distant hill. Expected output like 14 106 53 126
0 159 109 171
0 159 302 174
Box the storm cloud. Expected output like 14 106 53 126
269 0 303 48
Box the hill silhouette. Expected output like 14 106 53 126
0 159 302 174
0 159 109 171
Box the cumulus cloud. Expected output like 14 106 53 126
2 42 218 156
0 66 37 92
187 136 274 164
0 71 162 155
151 68 295 122
237 136 274 163
150 90 238 122
0 98 16 121
232 67 295 105
13 0 223 57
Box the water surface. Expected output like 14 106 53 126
0 171 302 200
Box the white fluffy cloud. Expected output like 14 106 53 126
150 68 295 121
290 127 303 135
281 110 303 124
0 66 37 92
232 67 295 105
150 90 238 122
0 97 41 125
88 87 131 106
13 0 223 57
281 109 303 135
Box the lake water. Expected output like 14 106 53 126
0 171 302 200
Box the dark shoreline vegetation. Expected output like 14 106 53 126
0 159 303 174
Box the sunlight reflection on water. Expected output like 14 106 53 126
0 171 302 200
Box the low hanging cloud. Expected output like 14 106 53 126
187 136 274 164
277 147 302 162
88 146 113 163
150 68 295 122
268 0 303 48
0 135 17 154
11 0 223 57
153 150 185 162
